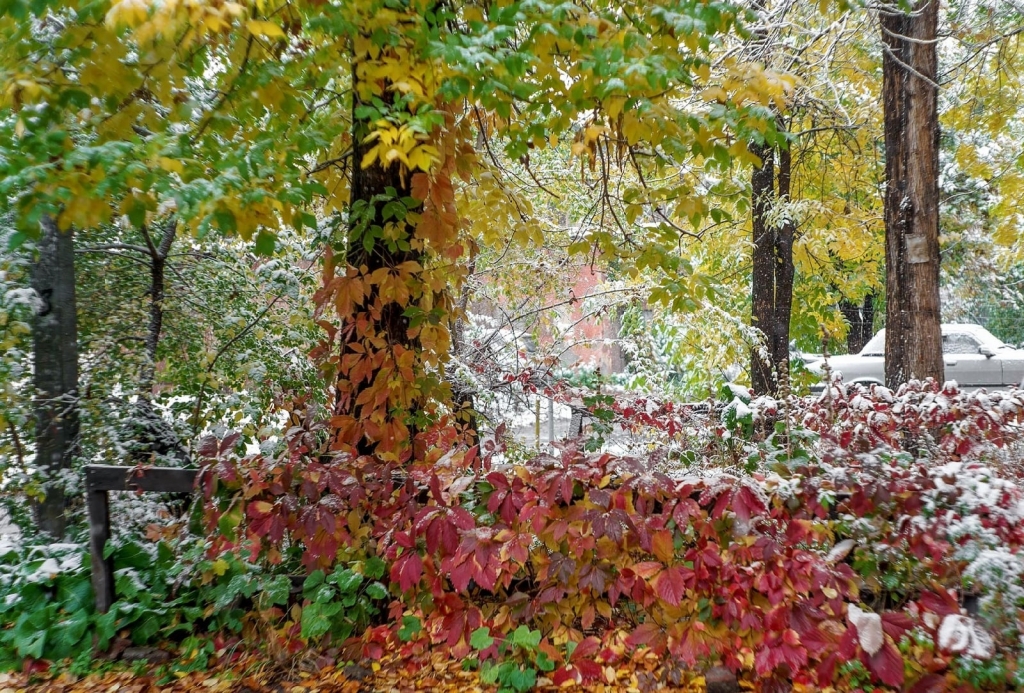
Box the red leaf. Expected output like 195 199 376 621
574 659 602 682
551 666 580 686
837 625 858 659
908 673 947 693
626 622 666 653
918 589 960 616
881 611 914 639
571 636 601 661
868 640 904 688
653 566 686 607
391 552 423 592
733 485 766 524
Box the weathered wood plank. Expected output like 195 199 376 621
86 488 114 613
84 465 198 493
84 464 199 612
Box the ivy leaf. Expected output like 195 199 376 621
365 582 388 600
867 640 904 688
330 568 362 593
510 625 540 650
363 556 386 580
391 552 423 593
653 566 686 607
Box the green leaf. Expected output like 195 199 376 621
510 625 541 650
302 570 325 597
330 568 362 593
469 626 494 651
300 601 341 640
254 230 276 256
213 209 237 234
218 502 243 541
536 651 556 672
6 230 27 250
508 666 537 693
363 556 387 580
397 615 421 642
480 661 499 685
263 575 292 606
365 581 388 600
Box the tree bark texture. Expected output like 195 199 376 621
881 0 943 388
773 146 796 381
750 141 777 395
750 140 796 397
31 217 79 538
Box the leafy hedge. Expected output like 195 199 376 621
199 378 1024 690
6 378 1024 691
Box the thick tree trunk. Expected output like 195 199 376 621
881 0 943 388
334 52 423 460
31 218 79 538
750 140 777 395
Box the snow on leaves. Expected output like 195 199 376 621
194 377 1024 690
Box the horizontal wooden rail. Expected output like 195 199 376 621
85 465 199 613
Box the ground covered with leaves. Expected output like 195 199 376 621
0 650 787 692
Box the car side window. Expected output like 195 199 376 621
943 333 981 355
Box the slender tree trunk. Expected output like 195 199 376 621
772 145 795 387
140 219 177 396
750 140 777 395
31 218 79 538
881 0 943 388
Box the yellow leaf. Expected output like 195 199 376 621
212 559 229 576
247 20 285 39
700 86 727 103
156 157 184 174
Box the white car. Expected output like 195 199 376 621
808 324 1024 389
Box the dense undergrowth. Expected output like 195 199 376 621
4 379 1024 691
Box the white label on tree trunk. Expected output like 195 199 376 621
906 234 930 264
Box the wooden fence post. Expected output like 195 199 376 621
84 465 198 613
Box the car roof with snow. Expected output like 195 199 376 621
860 324 1009 356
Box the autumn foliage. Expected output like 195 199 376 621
190 377 1024 691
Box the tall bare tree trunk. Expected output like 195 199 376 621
140 219 177 396
750 137 796 396
31 218 79 538
881 0 943 388
750 140 777 395
773 145 796 385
